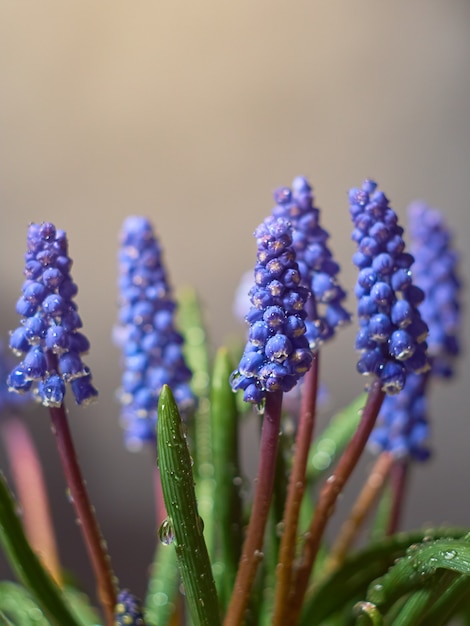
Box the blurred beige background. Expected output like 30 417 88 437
0 0 469 602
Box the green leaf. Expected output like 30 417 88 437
157 386 220 626
0 474 82 626
210 347 243 611
420 573 470 625
0 610 14 626
306 393 366 484
0 582 49 625
63 587 101 626
354 601 384 625
300 528 468 626
176 286 215 560
144 542 179 626
366 536 470 615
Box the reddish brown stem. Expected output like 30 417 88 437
288 379 385 624
49 404 117 625
386 458 409 535
324 451 393 575
1 416 62 586
272 353 319 626
223 391 283 626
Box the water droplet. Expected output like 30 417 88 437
254 549 264 562
199 597 205 607
444 549 457 560
196 515 205 535
233 476 243 487
158 518 175 545
369 583 385 604
276 521 285 537
152 592 168 607
65 488 74 503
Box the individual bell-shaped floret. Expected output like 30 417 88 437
8 223 97 407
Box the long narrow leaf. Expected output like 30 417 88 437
0 474 82 626
157 385 220 626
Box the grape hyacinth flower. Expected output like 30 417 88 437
368 202 461 461
114 589 146 626
408 201 461 378
230 215 313 404
114 216 195 450
349 180 431 394
272 176 351 348
7 222 97 407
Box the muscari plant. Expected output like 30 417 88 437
0 177 465 626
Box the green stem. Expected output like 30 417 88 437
48 403 117 625
272 353 319 626
289 380 385 625
223 390 284 626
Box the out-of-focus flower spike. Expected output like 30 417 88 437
114 589 146 626
8 223 97 407
114 216 196 450
272 176 351 349
230 216 313 404
349 181 431 395
408 201 461 377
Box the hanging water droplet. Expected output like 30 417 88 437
158 518 175 545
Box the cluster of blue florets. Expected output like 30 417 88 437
408 202 461 378
369 372 430 461
272 176 351 348
230 215 313 404
368 202 461 460
114 589 145 626
114 216 195 449
7 223 97 407
349 181 430 394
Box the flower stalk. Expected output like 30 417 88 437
223 390 284 626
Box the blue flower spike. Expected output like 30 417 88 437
114 589 146 626
349 181 431 395
369 202 461 461
230 215 313 404
408 201 461 378
8 223 97 407
272 176 351 348
114 216 196 450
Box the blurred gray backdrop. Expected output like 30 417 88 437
0 0 469 603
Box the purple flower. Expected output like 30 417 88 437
368 372 430 461
230 216 313 404
8 223 97 407
272 176 351 348
349 181 430 394
408 201 461 377
114 216 195 450
114 589 145 626
0 340 33 413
